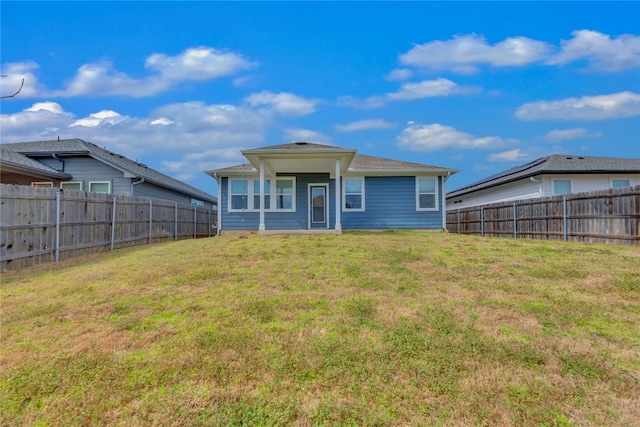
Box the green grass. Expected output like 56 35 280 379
1 232 639 426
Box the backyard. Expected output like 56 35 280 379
1 231 639 426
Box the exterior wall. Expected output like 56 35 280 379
0 172 64 187
447 173 640 210
220 174 445 231
39 156 131 194
541 173 640 195
132 181 215 209
447 178 541 209
342 176 443 229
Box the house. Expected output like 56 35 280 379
1 139 217 209
447 154 640 210
206 142 458 234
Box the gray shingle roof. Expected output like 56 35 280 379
0 147 72 179
349 154 455 173
2 139 217 203
448 154 640 198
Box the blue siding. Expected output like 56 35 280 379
220 174 444 231
342 176 443 229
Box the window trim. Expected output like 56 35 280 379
228 176 296 213
31 181 53 188
342 177 365 212
229 179 249 211
553 179 572 195
89 181 111 194
61 181 83 191
415 176 439 211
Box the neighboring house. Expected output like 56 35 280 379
1 139 217 209
207 142 458 234
447 154 640 210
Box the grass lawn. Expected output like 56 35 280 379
1 231 639 426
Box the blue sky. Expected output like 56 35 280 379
1 1 639 195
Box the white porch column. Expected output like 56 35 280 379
335 159 342 231
259 160 265 231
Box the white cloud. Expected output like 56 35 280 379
336 119 396 132
145 47 256 81
397 122 517 152
338 78 476 109
544 127 602 142
2 47 256 98
386 78 477 100
71 110 126 127
0 101 268 182
385 68 413 81
283 128 331 144
488 149 526 162
399 34 551 73
244 91 318 116
1 61 44 97
516 91 640 121
549 30 640 72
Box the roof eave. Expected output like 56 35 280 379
0 160 72 180
347 168 459 175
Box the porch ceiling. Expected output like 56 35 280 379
243 152 356 178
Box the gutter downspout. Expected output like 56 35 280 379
442 172 451 231
131 177 145 195
51 153 65 172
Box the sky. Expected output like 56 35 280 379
1 1 639 196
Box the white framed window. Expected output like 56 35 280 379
32 182 53 188
253 179 271 210
61 182 82 191
416 177 438 211
275 178 295 210
228 177 295 212
230 179 249 211
612 179 630 189
553 179 572 195
343 177 364 211
89 181 111 194
191 199 205 207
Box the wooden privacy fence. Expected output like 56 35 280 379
0 184 217 270
446 185 639 246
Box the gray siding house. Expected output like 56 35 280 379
1 139 217 209
207 142 457 234
447 154 640 209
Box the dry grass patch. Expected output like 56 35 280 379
1 232 639 426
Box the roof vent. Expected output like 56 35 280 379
294 142 308 145
566 156 573 159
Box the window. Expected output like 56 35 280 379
191 199 205 207
343 178 364 211
253 179 271 209
612 179 630 189
416 177 438 210
61 182 82 191
32 182 53 188
230 179 249 210
553 180 572 195
89 181 111 194
228 177 295 212
276 179 294 210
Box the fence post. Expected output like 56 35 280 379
457 209 461 233
193 206 197 239
55 191 61 263
149 199 153 244
481 207 484 237
110 196 117 251
208 209 211 237
175 203 178 241
513 202 517 239
563 196 567 242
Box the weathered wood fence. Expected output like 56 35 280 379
446 185 639 246
0 184 217 270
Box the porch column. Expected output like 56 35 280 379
259 160 265 231
335 159 342 231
